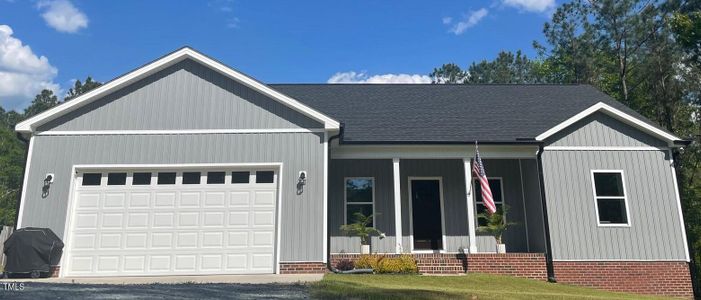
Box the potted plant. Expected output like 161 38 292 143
340 212 384 254
477 206 515 254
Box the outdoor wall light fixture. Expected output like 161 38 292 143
42 173 54 198
296 171 307 195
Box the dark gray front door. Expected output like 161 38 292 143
411 179 443 250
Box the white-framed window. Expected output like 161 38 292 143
473 178 504 227
344 177 375 227
591 170 630 226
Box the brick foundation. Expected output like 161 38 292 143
553 261 693 298
278 262 327 274
331 253 546 279
49 266 60 277
468 253 547 280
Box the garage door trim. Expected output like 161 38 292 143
60 162 284 277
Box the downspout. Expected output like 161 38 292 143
326 124 343 273
536 143 556 282
14 132 30 230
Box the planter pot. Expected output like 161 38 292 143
496 244 506 254
361 244 371 255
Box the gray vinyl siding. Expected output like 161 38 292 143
328 159 396 253
547 112 667 148
37 59 321 132
21 132 325 262
541 150 687 260
520 159 547 253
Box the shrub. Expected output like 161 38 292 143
335 259 355 271
376 255 418 274
354 254 381 269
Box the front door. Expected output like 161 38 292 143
410 179 443 251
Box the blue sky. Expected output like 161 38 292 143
0 0 557 110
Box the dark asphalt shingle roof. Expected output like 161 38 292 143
269 84 668 143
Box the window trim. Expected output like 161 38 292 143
591 170 631 227
472 177 505 228
343 177 376 228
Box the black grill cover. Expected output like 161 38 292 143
4 227 64 274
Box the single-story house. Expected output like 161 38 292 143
13 47 693 297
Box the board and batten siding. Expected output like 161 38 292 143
37 59 322 132
547 112 667 148
22 133 325 262
542 113 686 260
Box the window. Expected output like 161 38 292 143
107 173 127 185
207 172 226 184
157 172 176 185
231 171 250 183
256 171 274 183
345 178 374 227
473 178 504 227
132 172 152 185
82 173 102 186
182 172 201 184
592 171 629 225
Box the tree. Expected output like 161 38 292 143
23 89 59 119
467 50 547 84
65 77 102 101
430 63 467 83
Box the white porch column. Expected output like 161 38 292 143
464 158 477 253
392 158 403 253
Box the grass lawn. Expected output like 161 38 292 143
310 273 669 300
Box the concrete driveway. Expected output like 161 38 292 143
0 275 321 299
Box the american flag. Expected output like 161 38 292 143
473 143 496 214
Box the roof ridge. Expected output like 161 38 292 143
269 83 588 86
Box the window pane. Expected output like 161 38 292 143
132 172 152 185
346 178 373 203
346 204 373 226
207 172 226 184
157 172 176 184
82 173 102 186
594 173 624 196
231 171 250 183
256 171 274 183
182 172 201 184
107 173 127 185
473 179 502 204
597 198 628 224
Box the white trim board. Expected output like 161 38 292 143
37 128 326 136
15 47 340 133
15 136 35 229
668 149 691 262
535 102 681 144
543 146 668 151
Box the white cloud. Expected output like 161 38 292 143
0 25 60 110
327 71 432 84
37 0 88 33
449 8 488 35
502 0 555 12
442 16 453 25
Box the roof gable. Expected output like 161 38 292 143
15 47 340 133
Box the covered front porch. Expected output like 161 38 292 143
328 144 548 256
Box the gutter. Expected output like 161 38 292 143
14 132 30 229
536 143 557 282
325 124 343 272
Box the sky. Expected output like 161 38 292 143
0 0 558 111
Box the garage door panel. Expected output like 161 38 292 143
66 169 278 277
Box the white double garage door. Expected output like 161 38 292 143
63 167 278 277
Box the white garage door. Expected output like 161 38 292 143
64 168 278 277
